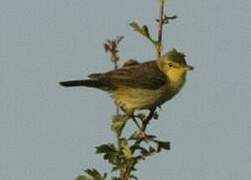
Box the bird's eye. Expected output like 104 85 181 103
168 63 173 67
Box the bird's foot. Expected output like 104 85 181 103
138 130 147 140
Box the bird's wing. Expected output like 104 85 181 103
89 61 168 90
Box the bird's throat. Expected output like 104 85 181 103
167 69 186 90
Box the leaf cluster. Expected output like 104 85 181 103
76 128 170 179
76 169 107 180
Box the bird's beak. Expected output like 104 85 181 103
185 65 194 71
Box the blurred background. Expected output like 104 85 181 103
1 0 251 179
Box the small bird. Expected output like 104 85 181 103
59 49 193 114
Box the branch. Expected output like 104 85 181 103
157 0 165 57
103 36 124 116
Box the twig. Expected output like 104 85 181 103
157 0 165 57
114 61 120 115
103 36 124 151
103 36 124 116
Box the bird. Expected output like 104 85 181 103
59 48 193 115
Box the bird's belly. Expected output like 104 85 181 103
112 85 177 112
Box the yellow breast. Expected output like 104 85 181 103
112 86 166 112
111 68 187 112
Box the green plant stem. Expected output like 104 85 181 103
114 60 124 179
114 61 120 116
122 162 132 180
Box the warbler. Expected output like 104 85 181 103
59 48 193 114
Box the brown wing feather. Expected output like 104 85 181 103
88 61 168 90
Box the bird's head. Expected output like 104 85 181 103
157 48 193 85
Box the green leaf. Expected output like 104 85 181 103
129 22 142 34
96 144 117 154
163 15 178 24
85 169 107 180
120 138 128 146
130 143 142 152
155 140 171 152
131 144 157 157
96 144 118 165
121 144 132 159
146 134 157 140
149 146 156 153
129 21 156 43
130 175 138 180
111 177 120 180
140 147 151 156
76 169 107 180
76 175 92 180
142 25 150 38
85 169 100 177
135 155 145 161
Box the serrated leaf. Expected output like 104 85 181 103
149 146 157 153
96 144 118 165
130 175 138 180
77 169 107 180
85 169 102 179
135 155 145 161
85 168 99 175
155 140 171 152
132 145 157 157
130 143 141 153
146 134 157 140
140 147 151 156
76 175 92 180
96 144 116 154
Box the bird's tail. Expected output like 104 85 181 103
59 79 112 90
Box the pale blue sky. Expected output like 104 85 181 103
1 0 251 179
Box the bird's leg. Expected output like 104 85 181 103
123 108 157 140
131 114 141 129
128 108 157 140
120 108 140 129
139 107 157 138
